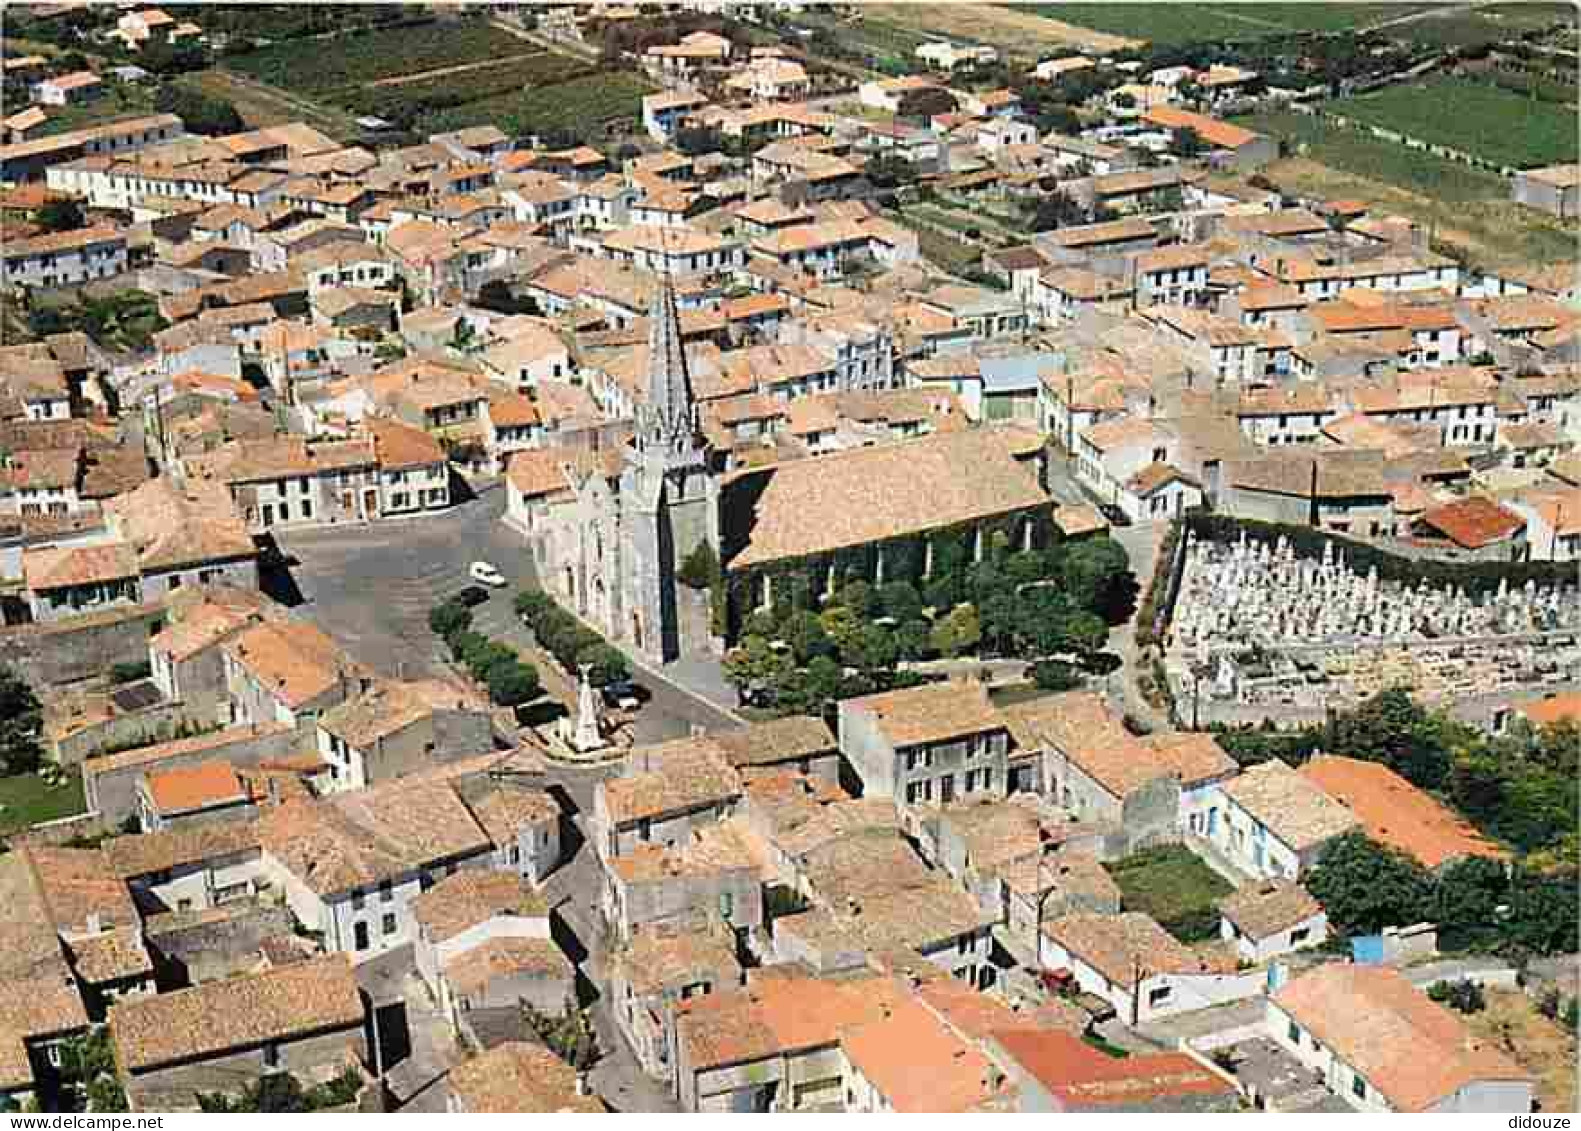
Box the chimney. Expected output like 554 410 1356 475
845 896 860 917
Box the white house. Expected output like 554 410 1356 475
1211 760 1358 881
1268 964 1534 1113
1217 881 1328 964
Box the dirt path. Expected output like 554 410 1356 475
366 51 546 88
196 69 361 140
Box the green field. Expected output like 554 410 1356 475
1237 108 1511 200
1330 76 1577 169
1024 2 1449 44
1385 2 1575 47
334 53 593 131
1105 844 1233 943
0 772 85 839
416 72 653 141
226 20 528 95
1239 110 1577 266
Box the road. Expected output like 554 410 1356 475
275 487 736 744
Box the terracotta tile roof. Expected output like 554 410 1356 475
411 869 547 944
368 416 444 470
706 716 836 769
444 936 572 997
266 769 491 894
1044 912 1233 986
455 781 559 848
68 926 152 985
22 541 138 591
1516 691 1581 728
1273 964 1531 1111
1053 504 1108 537
149 594 271 663
145 759 248 815
104 820 261 879
992 1029 1235 1109
1217 880 1323 940
601 741 742 826
724 428 1048 570
1141 732 1237 788
613 922 742 998
318 678 484 749
938 795 1043 872
1300 755 1506 869
677 966 908 1070
0 854 71 983
23 845 137 934
106 477 255 573
841 993 1005 1112
1220 760 1358 852
1001 691 1161 798
448 1041 604 1112
110 954 363 1072
6 447 78 489
222 619 360 709
1047 218 1155 249
1126 461 1196 497
1417 495 1524 550
844 680 1005 749
0 977 88 1089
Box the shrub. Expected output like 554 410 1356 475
1426 979 1486 1014
109 660 151 685
676 541 720 590
487 660 542 708
429 600 473 641
1031 660 1082 691
575 643 630 687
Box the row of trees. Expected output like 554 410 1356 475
513 589 631 688
428 600 543 708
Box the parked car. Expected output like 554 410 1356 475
455 585 491 608
601 680 644 710
470 561 506 587
1097 503 1131 527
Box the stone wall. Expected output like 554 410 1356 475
50 698 196 767
83 723 301 827
0 602 165 688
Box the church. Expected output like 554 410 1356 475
505 276 1054 664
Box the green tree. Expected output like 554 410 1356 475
428 600 473 641
1031 660 1082 691
723 634 791 697
842 622 898 672
154 81 243 135
1304 833 1434 936
36 197 84 232
780 609 833 666
575 643 630 687
0 664 43 776
929 604 981 659
676 541 720 590
897 85 957 119
487 660 542 708
874 580 924 625
523 998 601 1072
1434 855 1508 937
818 605 861 653
1427 979 1486 1014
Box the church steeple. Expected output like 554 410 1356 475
638 268 699 454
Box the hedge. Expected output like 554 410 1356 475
513 588 631 688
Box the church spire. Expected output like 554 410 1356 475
639 262 698 453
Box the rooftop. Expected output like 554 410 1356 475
844 680 1005 749
1220 760 1358 852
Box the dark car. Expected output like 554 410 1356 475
1097 503 1131 527
455 585 492 608
601 680 645 709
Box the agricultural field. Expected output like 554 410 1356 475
1329 76 1578 169
175 69 362 140
1238 111 1576 268
1383 1 1576 47
335 53 593 132
1023 2 1451 45
225 20 528 96
416 72 653 143
870 3 1143 56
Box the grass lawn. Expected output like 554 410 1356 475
1105 844 1233 942
0 771 86 838
889 209 985 276
1463 990 1577 1113
1329 77 1578 169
